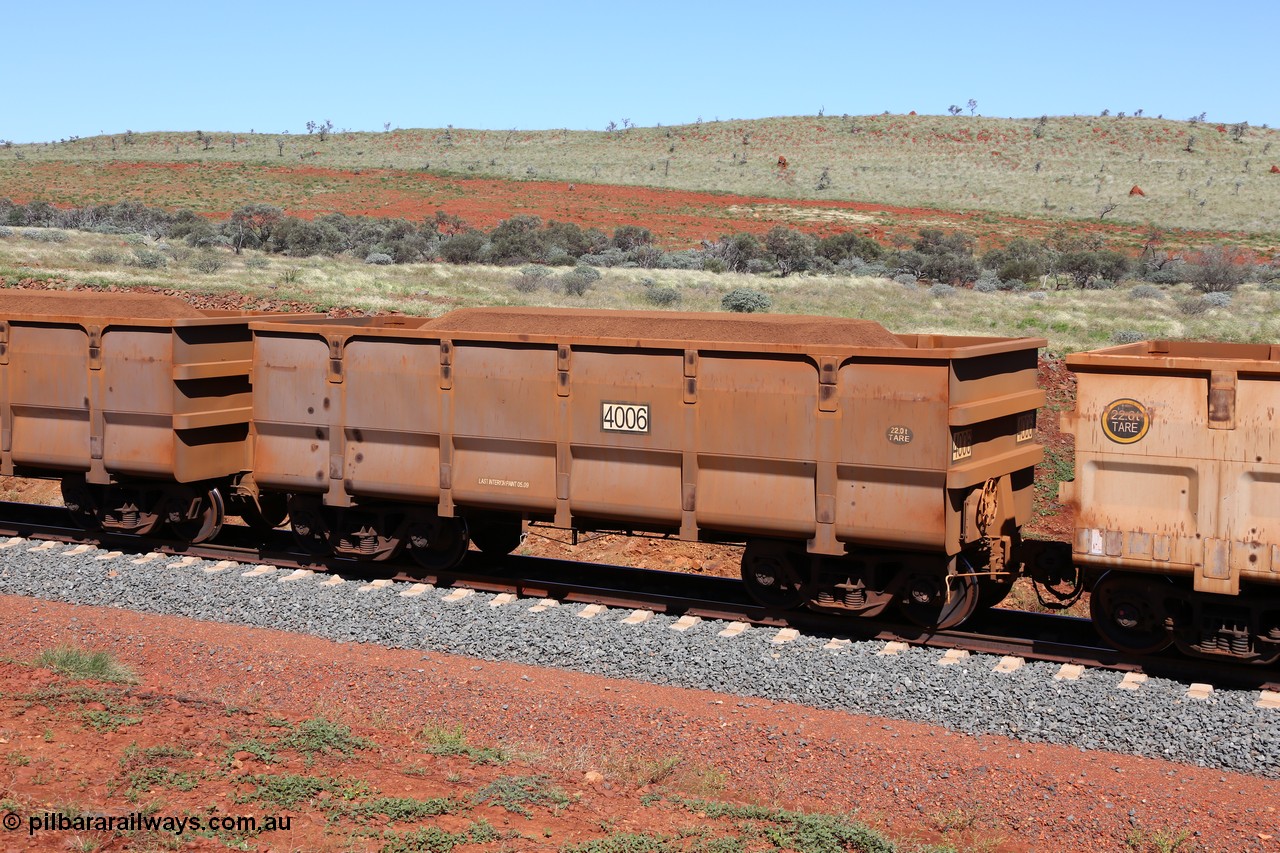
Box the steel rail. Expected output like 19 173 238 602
0 502 1275 692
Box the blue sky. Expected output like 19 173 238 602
4 0 1275 143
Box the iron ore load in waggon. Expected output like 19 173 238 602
249 307 1047 631
0 291 313 543
1062 340 1280 664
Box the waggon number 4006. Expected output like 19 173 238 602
601 402 649 434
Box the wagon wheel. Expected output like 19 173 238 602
468 517 525 556
898 556 980 631
60 476 102 531
166 486 225 545
408 516 470 572
237 491 289 534
1090 571 1172 655
976 573 1017 610
288 496 331 556
741 540 808 610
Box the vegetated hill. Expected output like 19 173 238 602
4 115 1278 239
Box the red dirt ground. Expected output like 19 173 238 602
0 161 1240 252
2 597 1278 853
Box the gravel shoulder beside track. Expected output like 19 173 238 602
1 544 1275 779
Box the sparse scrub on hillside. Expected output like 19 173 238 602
7 115 1280 237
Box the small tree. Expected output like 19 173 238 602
227 203 284 255
1186 246 1251 293
764 226 817 277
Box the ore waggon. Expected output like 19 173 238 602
1062 340 1280 664
2 290 1277 664
249 307 1046 632
0 291 311 543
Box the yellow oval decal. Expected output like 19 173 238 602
1101 398 1150 444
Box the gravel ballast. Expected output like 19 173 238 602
2 542 1276 778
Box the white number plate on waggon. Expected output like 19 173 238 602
601 402 649 434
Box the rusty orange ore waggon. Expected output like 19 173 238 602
250 308 1046 631
0 291 314 543
1063 341 1280 664
5 292 1274 665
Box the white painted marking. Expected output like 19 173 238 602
27 541 58 552
442 588 475 603
1089 529 1105 556
1053 663 1085 681
204 560 239 573
670 615 702 633
824 638 852 651
357 578 394 592
319 574 345 587
278 569 314 583
878 641 909 656
399 582 433 598
94 551 123 561
1257 690 1280 710
717 621 749 638
576 603 606 619
993 656 1025 674
0 537 27 549
61 544 93 557
1186 682 1214 701
937 648 971 666
130 552 163 565
489 593 516 608
621 610 652 625
1117 672 1148 691
771 628 800 645
529 598 559 613
167 556 200 569
240 565 277 578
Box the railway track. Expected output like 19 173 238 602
1 501 1276 694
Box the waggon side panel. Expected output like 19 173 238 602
1065 341 1280 592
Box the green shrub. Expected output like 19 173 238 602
88 247 120 265
23 228 69 243
244 255 270 270
512 265 551 293
643 285 681 306
364 252 394 265
129 247 168 269
562 265 601 296
721 288 771 313
191 252 226 274
438 231 486 264
1111 329 1146 344
1187 246 1249 293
